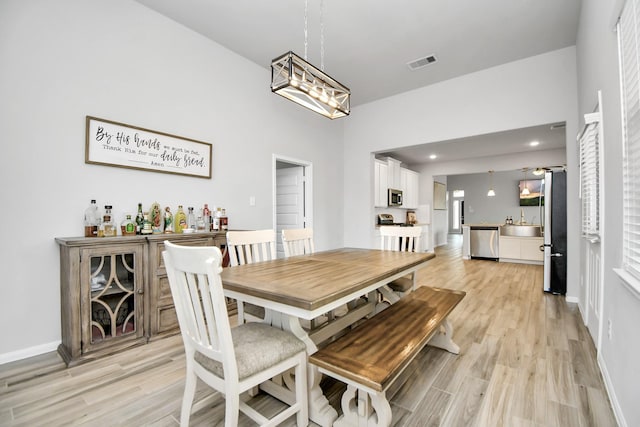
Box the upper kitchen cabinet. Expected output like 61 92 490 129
401 168 419 209
374 157 420 209
386 157 402 190
374 159 388 207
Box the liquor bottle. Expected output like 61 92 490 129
135 203 144 235
174 205 187 234
84 199 100 237
102 205 116 237
203 204 211 231
141 212 153 235
120 214 136 236
212 207 221 231
220 208 228 231
187 207 196 231
196 209 206 232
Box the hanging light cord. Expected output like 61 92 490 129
304 0 308 61
320 0 325 71
303 0 325 71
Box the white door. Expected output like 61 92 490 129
276 165 305 257
585 241 602 349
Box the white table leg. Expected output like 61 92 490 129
269 311 339 427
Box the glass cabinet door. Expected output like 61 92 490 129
80 245 144 353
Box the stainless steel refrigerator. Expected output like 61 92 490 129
541 170 567 294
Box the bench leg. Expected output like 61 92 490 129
427 318 460 354
335 384 392 427
376 285 401 308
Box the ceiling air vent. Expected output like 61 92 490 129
407 54 437 71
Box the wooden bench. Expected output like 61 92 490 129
309 286 466 427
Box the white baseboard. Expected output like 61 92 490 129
598 352 627 427
565 295 579 304
0 341 60 365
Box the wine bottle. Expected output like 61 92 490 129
135 203 144 235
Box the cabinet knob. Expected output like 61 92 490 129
137 289 144 294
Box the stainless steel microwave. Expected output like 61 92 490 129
388 188 403 206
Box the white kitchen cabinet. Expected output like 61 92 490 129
499 237 521 260
521 238 544 261
401 168 419 209
386 157 402 190
499 236 543 264
462 226 470 259
374 159 388 207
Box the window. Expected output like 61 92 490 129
619 1 640 284
579 109 601 238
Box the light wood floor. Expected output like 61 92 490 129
0 235 617 426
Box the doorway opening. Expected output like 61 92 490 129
449 190 464 234
273 155 313 258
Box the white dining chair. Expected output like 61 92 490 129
379 226 423 302
226 229 277 324
281 228 315 257
162 241 308 427
281 228 348 328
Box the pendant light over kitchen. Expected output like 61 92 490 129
270 0 350 119
521 168 531 196
487 170 496 197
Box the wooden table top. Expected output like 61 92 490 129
220 248 435 312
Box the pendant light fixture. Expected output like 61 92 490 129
521 168 531 196
487 170 496 197
271 0 350 119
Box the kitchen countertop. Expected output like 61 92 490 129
376 222 430 228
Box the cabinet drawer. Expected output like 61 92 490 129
155 238 215 270
157 304 179 333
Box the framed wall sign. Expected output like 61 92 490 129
434 181 446 210
85 116 212 179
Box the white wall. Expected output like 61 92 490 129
0 0 344 360
576 1 639 425
344 48 579 298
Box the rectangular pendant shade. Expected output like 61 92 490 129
271 51 350 119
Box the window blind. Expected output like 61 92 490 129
619 0 640 281
579 112 601 238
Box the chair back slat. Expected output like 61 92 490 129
282 228 315 257
379 226 422 253
226 230 277 266
162 242 234 372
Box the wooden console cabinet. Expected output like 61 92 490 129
56 232 228 366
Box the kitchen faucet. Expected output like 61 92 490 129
519 208 526 225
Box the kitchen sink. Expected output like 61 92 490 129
500 225 542 237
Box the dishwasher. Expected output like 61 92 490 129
470 226 499 260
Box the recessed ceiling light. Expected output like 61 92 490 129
429 154 437 159
529 140 540 147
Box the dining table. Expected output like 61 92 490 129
220 247 435 427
